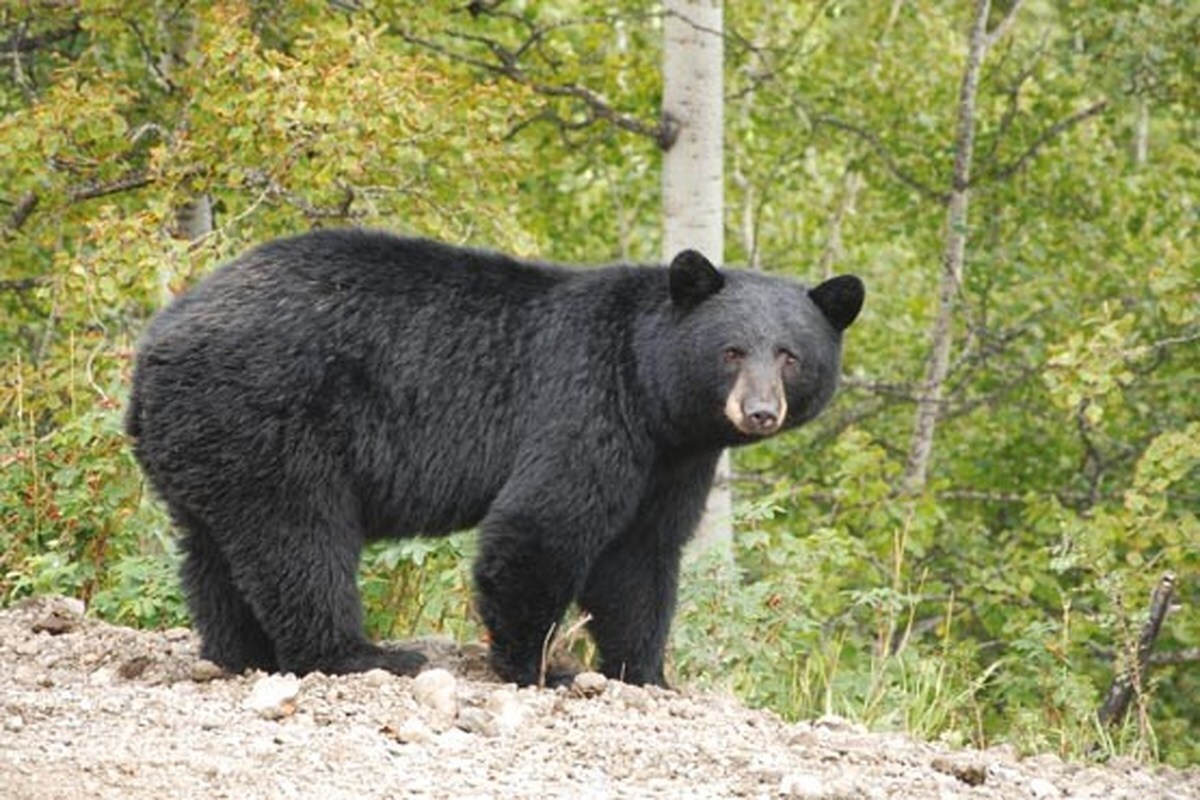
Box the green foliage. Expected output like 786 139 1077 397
1 1 537 618
2 0 1196 767
359 534 479 642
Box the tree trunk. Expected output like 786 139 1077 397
902 0 992 493
662 0 730 556
1133 96 1149 167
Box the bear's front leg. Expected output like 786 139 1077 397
473 518 586 687
579 450 720 687
473 441 645 687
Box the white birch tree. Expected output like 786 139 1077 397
662 0 731 555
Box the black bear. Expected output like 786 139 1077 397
126 229 863 687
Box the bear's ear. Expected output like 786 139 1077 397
669 250 725 308
809 274 865 332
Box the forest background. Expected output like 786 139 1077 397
1 0 1196 767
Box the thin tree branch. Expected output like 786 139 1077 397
978 100 1109 185
814 115 948 204
394 28 667 144
1097 572 1176 727
68 171 155 202
0 277 49 292
902 0 992 493
1149 648 1200 666
977 38 1044 169
125 17 177 92
1 19 82 54
4 190 39 233
817 168 862 279
530 81 666 142
984 0 1025 50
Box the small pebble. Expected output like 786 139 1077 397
571 671 607 698
455 706 496 737
190 660 225 683
779 772 825 798
1029 777 1061 798
360 668 393 688
932 754 988 787
393 716 433 744
243 673 301 720
412 669 458 727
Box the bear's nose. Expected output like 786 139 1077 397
744 406 780 433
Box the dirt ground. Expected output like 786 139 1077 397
1 596 1196 799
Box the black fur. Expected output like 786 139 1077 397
126 229 863 686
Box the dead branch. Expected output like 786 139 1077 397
68 171 155 203
4 190 39 233
1097 572 1176 727
2 171 153 237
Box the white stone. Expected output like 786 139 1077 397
780 772 826 798
572 671 607 697
485 689 528 737
394 716 432 744
243 673 301 719
1029 777 1061 798
412 669 458 727
360 668 393 687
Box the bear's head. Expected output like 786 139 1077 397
656 249 864 448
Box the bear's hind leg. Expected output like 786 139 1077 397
179 523 278 674
230 514 427 678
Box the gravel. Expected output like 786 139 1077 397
2 596 1197 799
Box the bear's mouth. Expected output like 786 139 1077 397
724 384 787 438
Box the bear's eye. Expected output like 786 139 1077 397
723 347 746 363
780 350 799 368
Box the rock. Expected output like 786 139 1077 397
1022 753 1064 770
4 714 25 733
814 713 866 734
190 660 225 682
986 743 1020 763
485 689 529 737
88 667 117 687
931 754 988 786
455 706 496 737
118 655 153 680
571 671 607 698
162 627 192 642
779 772 826 798
392 716 433 744
360 668 393 687
412 668 458 728
1029 777 1061 798
615 683 651 712
242 673 300 720
31 597 85 635
787 722 819 748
